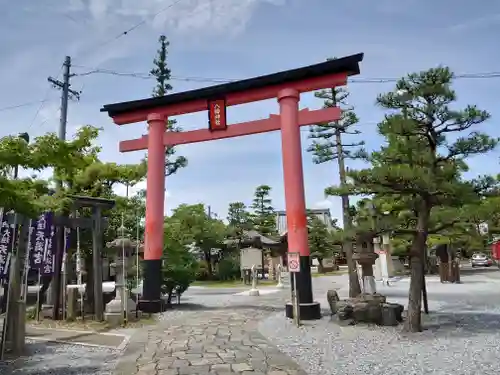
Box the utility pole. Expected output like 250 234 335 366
48 56 80 142
47 56 80 319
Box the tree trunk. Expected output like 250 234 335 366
317 258 324 273
204 251 213 279
404 206 430 332
335 129 362 297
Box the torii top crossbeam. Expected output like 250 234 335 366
101 53 363 123
100 53 363 316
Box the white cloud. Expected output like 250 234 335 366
446 13 500 33
312 199 333 210
113 180 171 199
66 0 289 36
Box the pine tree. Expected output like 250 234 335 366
227 202 251 228
150 35 187 176
308 58 366 297
327 66 498 332
227 201 252 244
250 185 276 236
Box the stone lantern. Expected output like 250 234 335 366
104 231 139 324
353 231 379 294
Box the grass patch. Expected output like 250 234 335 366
191 279 278 288
26 313 157 331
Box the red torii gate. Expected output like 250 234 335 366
101 53 364 319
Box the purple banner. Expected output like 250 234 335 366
0 213 15 281
29 212 54 272
41 213 55 275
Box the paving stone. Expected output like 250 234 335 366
211 364 232 372
156 370 178 375
248 359 269 372
112 292 307 375
173 359 191 367
179 365 211 374
231 363 253 372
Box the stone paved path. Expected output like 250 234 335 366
114 293 307 375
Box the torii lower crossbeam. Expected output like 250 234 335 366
119 106 341 151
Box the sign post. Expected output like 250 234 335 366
287 252 301 327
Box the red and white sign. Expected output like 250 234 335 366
208 99 227 131
287 252 300 273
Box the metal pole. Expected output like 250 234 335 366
293 272 301 327
62 229 68 320
121 213 127 325
135 217 140 319
21 221 33 302
76 212 84 321
92 207 104 321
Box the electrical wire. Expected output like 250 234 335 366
74 0 190 61
71 66 500 85
0 100 49 113
3 69 500 115
26 64 65 132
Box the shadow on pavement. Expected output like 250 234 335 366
166 302 282 313
460 267 500 275
419 310 500 339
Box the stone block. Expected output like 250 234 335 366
326 290 340 315
331 294 403 326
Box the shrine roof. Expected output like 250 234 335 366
101 53 363 117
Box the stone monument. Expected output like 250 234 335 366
104 233 138 325
353 232 379 294
248 264 260 296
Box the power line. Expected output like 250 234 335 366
74 0 189 61
71 67 500 85
28 64 65 131
4 70 500 117
0 100 49 113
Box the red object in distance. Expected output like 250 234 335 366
208 99 227 131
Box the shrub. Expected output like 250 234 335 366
216 257 240 281
195 260 211 281
160 235 198 304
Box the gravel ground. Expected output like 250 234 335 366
0 287 263 374
259 274 500 375
1 340 120 375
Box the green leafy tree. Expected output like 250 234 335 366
307 215 336 273
326 67 498 332
308 58 365 297
0 127 104 216
168 203 227 279
150 34 187 176
250 185 276 236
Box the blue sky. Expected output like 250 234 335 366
1 0 499 225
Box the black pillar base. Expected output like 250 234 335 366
137 299 166 313
138 259 163 313
285 302 321 320
284 255 321 320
